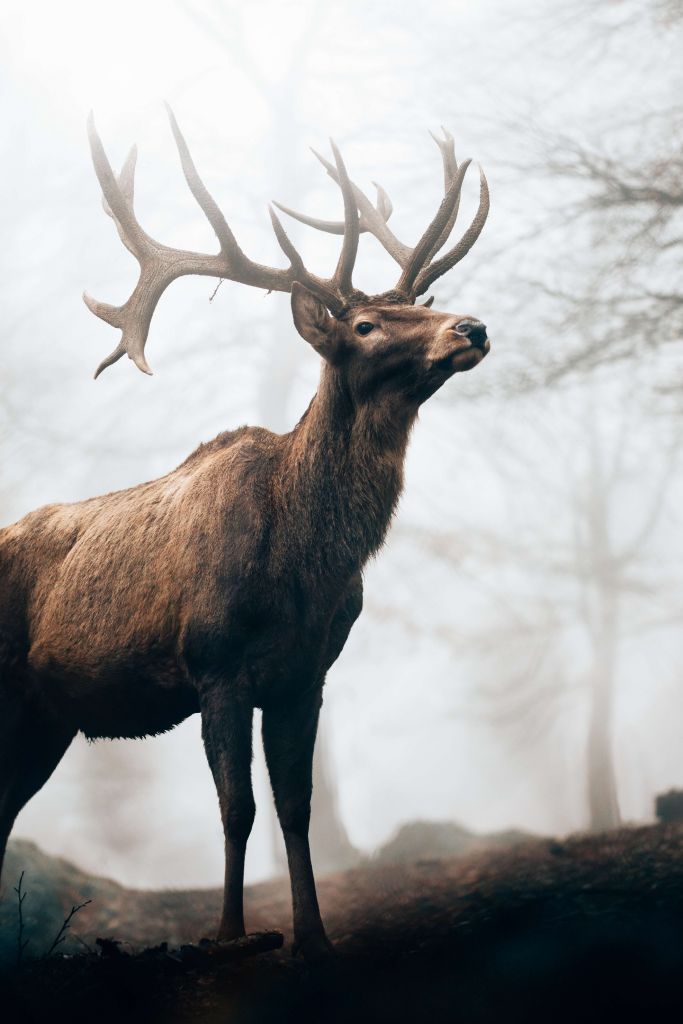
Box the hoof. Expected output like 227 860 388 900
292 933 335 965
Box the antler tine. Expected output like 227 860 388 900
395 158 471 296
311 146 409 267
272 180 392 237
101 143 137 232
267 205 344 312
165 103 247 265
413 165 490 296
328 140 360 296
84 115 156 376
275 148 411 268
423 127 462 265
267 204 307 274
429 125 456 189
309 149 398 229
87 113 150 257
373 181 393 222
85 145 140 368
271 202 346 236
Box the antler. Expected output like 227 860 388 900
84 107 361 377
274 127 489 300
85 113 489 377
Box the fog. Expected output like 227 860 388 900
2 0 681 888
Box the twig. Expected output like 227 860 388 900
70 932 96 955
209 278 224 302
44 899 93 958
14 871 30 967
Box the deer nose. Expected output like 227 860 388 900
455 320 488 348
469 323 488 349
453 319 488 349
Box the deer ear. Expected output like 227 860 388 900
290 283 340 358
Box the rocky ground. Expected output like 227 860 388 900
2 823 683 1023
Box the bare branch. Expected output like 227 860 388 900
44 899 93 958
14 871 29 968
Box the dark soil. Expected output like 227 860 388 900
2 823 683 1023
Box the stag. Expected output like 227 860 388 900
0 110 489 960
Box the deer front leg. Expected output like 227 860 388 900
0 689 74 893
199 685 255 941
262 689 332 961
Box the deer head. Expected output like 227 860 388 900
84 110 490 399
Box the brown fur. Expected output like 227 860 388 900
0 288 488 959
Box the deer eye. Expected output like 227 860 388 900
355 321 375 336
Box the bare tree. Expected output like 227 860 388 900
502 0 683 385
406 374 681 832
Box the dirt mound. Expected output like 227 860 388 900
0 840 125 966
374 819 532 863
0 819 531 960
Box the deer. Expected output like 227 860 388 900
0 108 490 961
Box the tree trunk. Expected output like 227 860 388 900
586 591 621 831
586 680 621 831
309 720 361 873
269 717 361 876
581 391 622 834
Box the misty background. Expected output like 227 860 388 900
1 0 681 888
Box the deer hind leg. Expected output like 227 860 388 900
199 685 255 941
0 687 75 893
262 689 332 962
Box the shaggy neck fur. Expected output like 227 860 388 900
276 362 416 583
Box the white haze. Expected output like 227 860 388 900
1 0 682 886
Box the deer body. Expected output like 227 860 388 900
0 113 490 959
5 363 403 737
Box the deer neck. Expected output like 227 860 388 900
279 363 416 579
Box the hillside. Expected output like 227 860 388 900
2 824 683 1022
